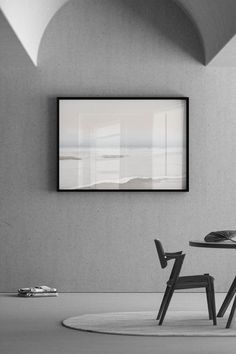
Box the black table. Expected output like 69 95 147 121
189 240 236 328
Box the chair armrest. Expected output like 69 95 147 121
165 251 183 260
165 251 182 256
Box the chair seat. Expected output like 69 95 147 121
167 274 214 289
179 274 214 282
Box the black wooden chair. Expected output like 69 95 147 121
154 239 217 325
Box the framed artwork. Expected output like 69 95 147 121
57 97 189 191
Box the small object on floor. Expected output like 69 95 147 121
18 285 58 297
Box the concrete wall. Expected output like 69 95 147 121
1 0 236 292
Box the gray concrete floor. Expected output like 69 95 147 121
1 293 236 354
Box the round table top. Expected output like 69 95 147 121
189 240 236 249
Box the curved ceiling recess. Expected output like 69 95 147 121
175 0 236 65
0 0 69 65
1 0 236 66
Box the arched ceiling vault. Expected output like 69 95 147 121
1 0 236 67
175 0 236 65
0 0 69 65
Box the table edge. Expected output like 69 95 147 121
189 240 236 249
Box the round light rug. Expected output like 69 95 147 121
62 311 236 336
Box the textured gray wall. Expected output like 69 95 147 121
1 0 236 292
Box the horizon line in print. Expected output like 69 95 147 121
58 98 189 191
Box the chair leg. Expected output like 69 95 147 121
226 294 236 328
157 286 169 320
206 287 213 320
217 276 236 318
209 280 217 325
159 286 174 326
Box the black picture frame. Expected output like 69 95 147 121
57 97 189 192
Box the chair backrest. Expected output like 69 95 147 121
154 239 185 284
154 239 168 268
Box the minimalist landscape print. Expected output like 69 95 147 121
59 99 188 190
